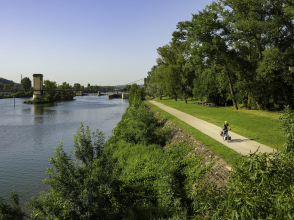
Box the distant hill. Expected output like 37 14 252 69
0 77 20 86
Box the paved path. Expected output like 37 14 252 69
148 100 276 156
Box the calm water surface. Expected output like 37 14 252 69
0 96 128 202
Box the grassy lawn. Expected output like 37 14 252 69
146 101 245 166
152 97 286 151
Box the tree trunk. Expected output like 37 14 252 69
226 73 238 110
184 98 187 104
247 91 251 110
174 93 177 101
256 101 262 110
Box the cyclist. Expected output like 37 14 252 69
222 121 231 138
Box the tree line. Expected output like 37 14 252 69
145 0 294 110
1 77 132 99
0 77 128 94
74 83 130 93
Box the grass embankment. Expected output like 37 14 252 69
146 101 244 165
153 97 285 151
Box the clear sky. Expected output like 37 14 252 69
0 0 214 86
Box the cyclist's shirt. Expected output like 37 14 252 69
223 123 230 130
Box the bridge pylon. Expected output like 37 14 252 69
33 74 44 100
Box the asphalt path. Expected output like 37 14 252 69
148 100 276 156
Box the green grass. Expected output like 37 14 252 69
146 101 244 166
152 97 285 151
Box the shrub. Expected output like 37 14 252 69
29 123 120 220
112 102 171 146
0 188 27 220
128 83 145 107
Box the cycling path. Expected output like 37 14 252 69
148 100 276 156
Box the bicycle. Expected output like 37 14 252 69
223 129 231 143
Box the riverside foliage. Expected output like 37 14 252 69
43 80 75 102
145 0 294 110
2 94 294 218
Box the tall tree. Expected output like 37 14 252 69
171 21 195 103
157 44 182 101
221 0 294 110
187 2 239 109
21 77 31 90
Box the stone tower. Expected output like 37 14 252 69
33 74 43 100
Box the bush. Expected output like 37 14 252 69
29 123 120 220
128 83 145 107
104 138 207 219
112 102 171 146
0 188 27 220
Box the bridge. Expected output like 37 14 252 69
0 74 130 100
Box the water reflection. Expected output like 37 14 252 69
33 104 44 115
33 104 57 115
21 108 32 114
33 104 60 124
33 105 45 124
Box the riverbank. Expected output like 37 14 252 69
2 97 294 219
98 102 294 219
147 104 232 187
25 100 223 219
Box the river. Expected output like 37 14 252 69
0 96 128 204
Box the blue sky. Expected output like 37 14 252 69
0 0 214 86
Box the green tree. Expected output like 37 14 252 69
124 84 131 91
57 82 74 101
187 2 239 109
21 77 31 91
219 0 294 110
128 83 145 107
29 123 119 219
145 65 162 98
43 80 58 102
0 188 27 220
73 83 80 91
3 84 12 91
171 22 194 103
13 84 18 90
157 44 182 101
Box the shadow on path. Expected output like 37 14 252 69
230 139 254 143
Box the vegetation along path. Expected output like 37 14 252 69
148 100 275 156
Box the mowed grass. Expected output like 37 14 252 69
146 101 244 165
154 97 286 151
